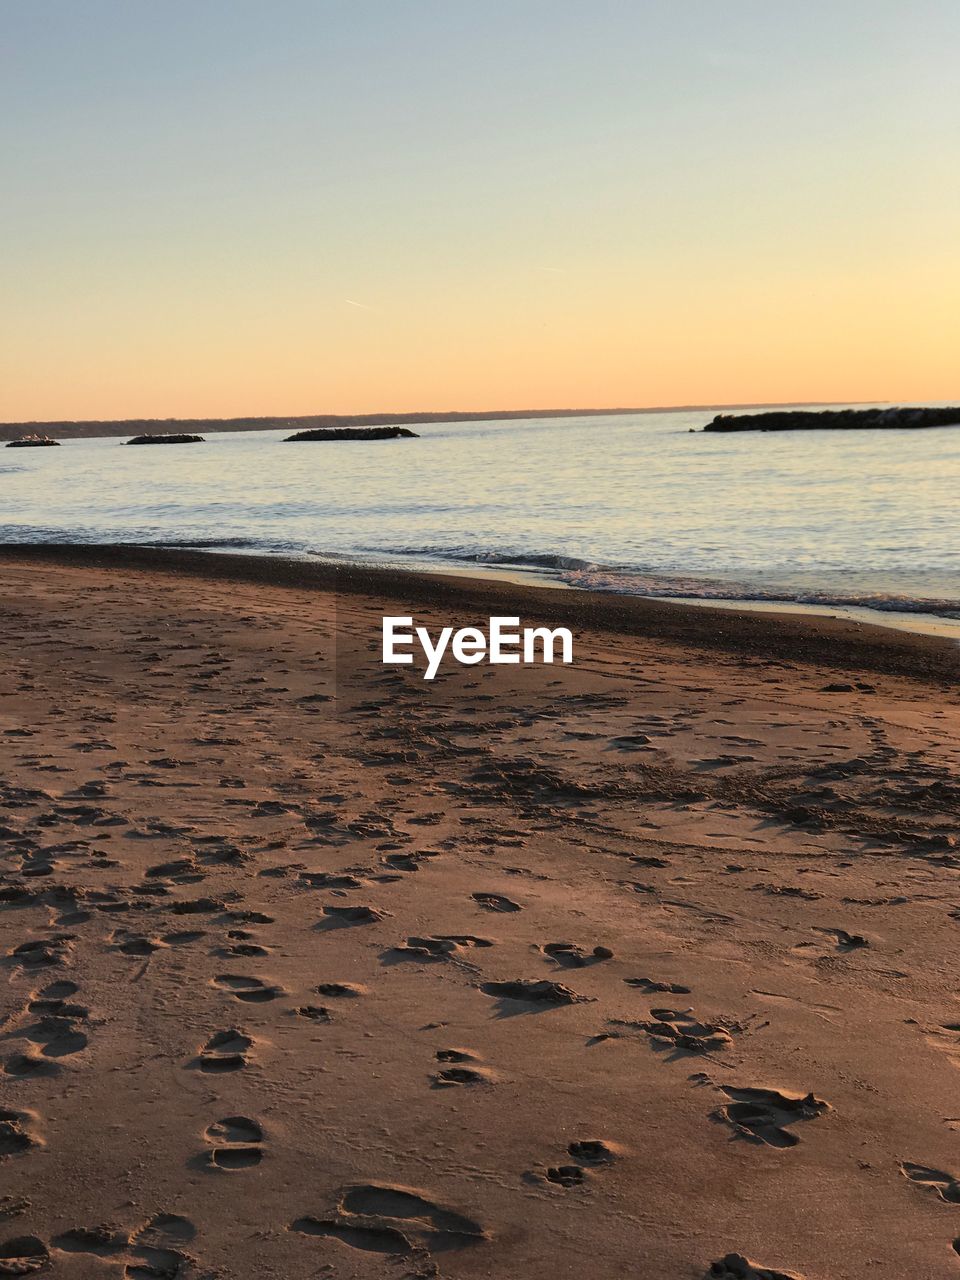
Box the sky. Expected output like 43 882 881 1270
1 1 958 421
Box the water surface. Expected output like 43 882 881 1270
3 405 958 632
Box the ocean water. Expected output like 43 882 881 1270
3 406 959 632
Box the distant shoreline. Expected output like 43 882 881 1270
0 401 866 443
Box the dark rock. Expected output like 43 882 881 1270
284 426 418 442
6 435 60 447
124 433 205 445
703 406 960 433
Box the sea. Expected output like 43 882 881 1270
3 404 959 638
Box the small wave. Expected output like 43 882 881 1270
350 543 960 620
561 567 960 619
357 544 598 573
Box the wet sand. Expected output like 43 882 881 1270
2 549 960 1279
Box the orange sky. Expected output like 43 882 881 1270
2 3 958 421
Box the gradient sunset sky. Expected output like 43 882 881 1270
2 1 958 421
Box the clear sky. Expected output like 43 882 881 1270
2 1 958 420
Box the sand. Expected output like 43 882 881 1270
2 548 960 1279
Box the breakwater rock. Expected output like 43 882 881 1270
284 426 419 442
124 433 206 445
704 406 960 432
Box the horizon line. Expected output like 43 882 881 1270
0 398 900 432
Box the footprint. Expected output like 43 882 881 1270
624 977 691 995
390 935 493 962
900 1161 960 1203
435 1064 496 1085
391 937 460 961
812 927 868 951
540 942 613 968
0 1110 40 1159
291 1006 331 1021
340 1184 486 1248
716 1087 829 1148
112 932 165 957
0 1235 49 1274
314 982 366 998
290 1217 412 1254
24 1014 88 1059
299 872 366 890
707 1254 801 1279
212 975 284 1003
480 979 587 1009
4 1052 59 1079
7 938 73 969
625 1008 735 1056
432 1051 494 1088
472 892 521 913
52 1225 126 1256
52 1220 192 1277
134 1214 196 1248
544 1164 585 1187
568 1139 617 1165
196 1030 252 1072
320 904 388 926
204 1116 263 1170
291 1184 485 1255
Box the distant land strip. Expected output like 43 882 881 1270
0 402 860 443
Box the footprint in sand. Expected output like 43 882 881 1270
620 1008 735 1056
22 1013 88 1059
534 1139 620 1188
716 1087 829 1148
540 942 613 969
204 1116 264 1170
195 1029 253 1072
0 1109 41 1159
212 974 284 1003
472 892 521 912
319 904 389 927
314 982 366 998
217 940 272 958
0 1235 49 1274
813 927 869 951
291 1184 486 1255
900 1161 960 1202
624 977 692 994
707 1254 801 1279
480 979 588 1011
432 1048 494 1088
52 1215 195 1275
568 1139 619 1165
291 1005 331 1021
390 935 494 962
4 1052 60 1079
111 931 166 956
7 937 74 969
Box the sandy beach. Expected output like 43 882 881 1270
3 547 960 1279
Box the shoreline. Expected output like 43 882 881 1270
0 400 864 442
1 541 957 683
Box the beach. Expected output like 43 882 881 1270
3 547 960 1279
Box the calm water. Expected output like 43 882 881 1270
3 406 959 629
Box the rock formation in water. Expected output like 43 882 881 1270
124 433 206 445
6 434 60 447
284 426 419 441
703 406 960 432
